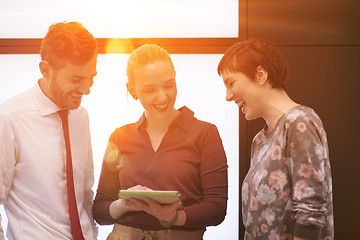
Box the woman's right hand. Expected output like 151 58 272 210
109 198 130 220
109 185 153 219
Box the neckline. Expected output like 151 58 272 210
263 105 304 137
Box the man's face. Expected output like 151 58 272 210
46 54 97 109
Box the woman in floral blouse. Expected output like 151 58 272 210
217 39 334 240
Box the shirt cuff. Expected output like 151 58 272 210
294 222 322 240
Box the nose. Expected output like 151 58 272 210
226 88 233 102
79 79 93 95
79 87 90 95
157 88 169 101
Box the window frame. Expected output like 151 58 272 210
0 0 245 54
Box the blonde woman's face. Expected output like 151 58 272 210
133 60 177 120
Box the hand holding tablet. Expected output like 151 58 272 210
119 190 182 208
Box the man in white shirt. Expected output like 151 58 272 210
0 22 98 239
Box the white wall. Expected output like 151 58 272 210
0 54 239 239
0 0 238 38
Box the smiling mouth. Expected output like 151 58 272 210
154 103 169 111
236 99 245 108
235 100 247 113
71 93 83 98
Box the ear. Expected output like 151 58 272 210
256 66 269 85
39 61 52 79
126 82 138 100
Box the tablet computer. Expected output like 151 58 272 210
119 190 182 206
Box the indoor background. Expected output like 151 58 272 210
1 0 360 239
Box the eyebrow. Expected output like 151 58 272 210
72 72 97 79
142 78 176 88
165 78 176 83
223 77 232 85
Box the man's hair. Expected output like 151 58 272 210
217 38 289 89
40 22 98 68
126 44 175 86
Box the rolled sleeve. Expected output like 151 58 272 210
286 117 332 234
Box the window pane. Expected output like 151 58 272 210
0 53 239 239
0 0 238 38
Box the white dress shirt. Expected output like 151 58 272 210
0 82 97 239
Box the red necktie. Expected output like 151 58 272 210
58 109 85 240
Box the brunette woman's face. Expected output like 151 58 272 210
132 60 177 120
222 71 263 120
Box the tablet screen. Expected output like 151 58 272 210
119 190 182 206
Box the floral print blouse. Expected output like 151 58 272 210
242 106 334 240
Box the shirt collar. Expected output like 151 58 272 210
135 106 194 132
135 113 146 128
33 80 62 116
171 106 194 131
